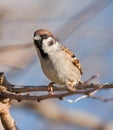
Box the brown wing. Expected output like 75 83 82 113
61 45 83 75
72 57 83 75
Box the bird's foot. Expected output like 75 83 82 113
48 82 55 94
67 82 76 92
67 86 76 92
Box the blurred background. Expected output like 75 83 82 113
0 0 113 130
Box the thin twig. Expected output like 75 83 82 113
84 74 99 84
66 83 105 103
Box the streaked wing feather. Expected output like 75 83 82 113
61 45 83 75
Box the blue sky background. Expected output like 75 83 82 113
0 0 113 130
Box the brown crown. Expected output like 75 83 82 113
34 29 55 39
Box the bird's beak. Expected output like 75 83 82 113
33 35 42 49
33 35 41 41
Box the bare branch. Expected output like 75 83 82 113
0 103 18 130
0 72 113 103
0 72 113 129
0 88 100 102
0 73 18 130
10 83 113 93
84 74 100 84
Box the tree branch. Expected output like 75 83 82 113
0 72 113 129
0 102 18 130
0 88 99 102
0 72 113 103
0 72 18 130
10 83 113 94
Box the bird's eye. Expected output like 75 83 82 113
42 34 48 39
48 40 54 46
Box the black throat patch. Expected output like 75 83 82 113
34 40 49 59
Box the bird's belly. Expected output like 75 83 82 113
41 61 64 84
41 58 81 85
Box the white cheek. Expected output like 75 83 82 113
43 37 53 45
42 37 54 52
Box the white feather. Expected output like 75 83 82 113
42 37 59 53
33 35 41 41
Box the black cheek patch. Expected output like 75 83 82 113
34 40 40 48
34 40 49 59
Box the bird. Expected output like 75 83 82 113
33 29 82 92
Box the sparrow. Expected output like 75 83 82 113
33 29 82 92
